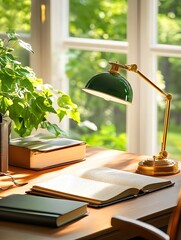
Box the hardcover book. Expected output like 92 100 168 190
28 167 174 207
9 135 86 170
0 194 88 227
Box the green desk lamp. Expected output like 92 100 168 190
83 62 179 176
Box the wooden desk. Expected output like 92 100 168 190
0 147 180 240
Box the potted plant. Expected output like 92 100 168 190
0 30 80 137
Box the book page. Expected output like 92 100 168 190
80 167 172 191
32 175 139 204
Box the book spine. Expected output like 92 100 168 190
0 209 58 227
9 145 31 168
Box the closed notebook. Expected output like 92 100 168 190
0 194 88 227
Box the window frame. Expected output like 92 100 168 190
31 0 181 156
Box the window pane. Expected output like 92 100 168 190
69 0 127 41
157 0 181 45
0 0 31 66
66 49 127 150
157 56 181 160
0 0 31 33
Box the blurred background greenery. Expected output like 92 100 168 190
0 0 180 159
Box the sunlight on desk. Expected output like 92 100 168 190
0 147 180 240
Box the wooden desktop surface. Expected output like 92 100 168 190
0 147 180 240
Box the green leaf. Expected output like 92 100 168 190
15 67 33 77
6 30 19 41
32 96 56 113
18 39 34 53
41 121 66 137
4 68 15 76
8 101 24 123
0 96 13 114
67 108 80 123
57 109 66 122
57 94 80 123
0 31 80 137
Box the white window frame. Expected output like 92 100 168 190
31 0 181 156
127 0 158 156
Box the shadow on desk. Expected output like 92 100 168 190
80 188 181 240
0 147 180 240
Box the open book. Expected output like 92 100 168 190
29 167 174 207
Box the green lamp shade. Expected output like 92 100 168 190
83 72 133 105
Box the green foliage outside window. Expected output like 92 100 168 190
0 0 31 66
0 0 180 158
157 1 181 159
69 0 127 41
0 0 30 33
68 0 181 159
68 0 128 151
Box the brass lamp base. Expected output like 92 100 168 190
137 158 180 176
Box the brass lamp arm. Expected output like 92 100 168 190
109 62 172 160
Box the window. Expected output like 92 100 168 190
61 0 181 159
157 1 181 159
1 0 180 160
67 0 128 150
0 0 31 65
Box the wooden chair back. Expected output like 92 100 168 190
167 189 181 240
110 189 181 240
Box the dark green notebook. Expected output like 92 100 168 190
0 194 88 227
